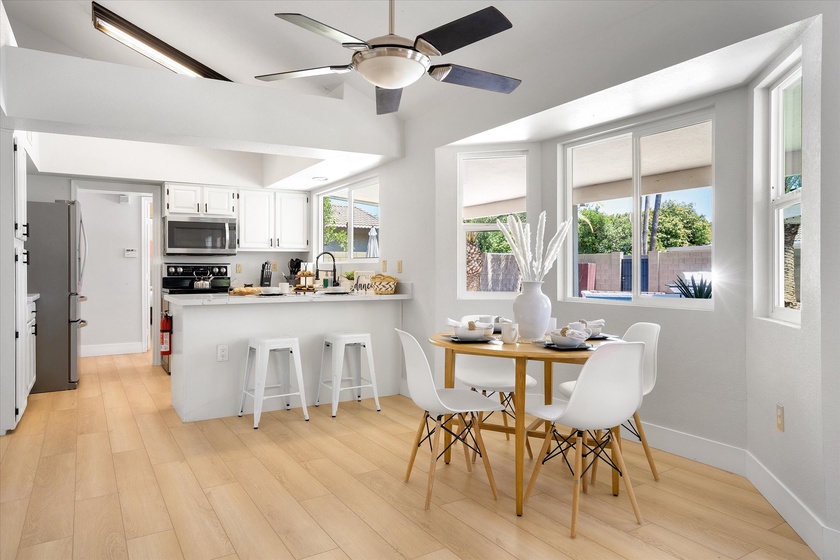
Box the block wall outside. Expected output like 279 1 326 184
579 248 711 293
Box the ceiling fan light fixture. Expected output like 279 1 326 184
352 47 430 89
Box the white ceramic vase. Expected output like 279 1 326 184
513 281 552 342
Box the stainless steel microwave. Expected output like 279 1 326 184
164 216 237 256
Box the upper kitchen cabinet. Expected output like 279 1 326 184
164 183 237 217
238 190 309 251
275 192 309 251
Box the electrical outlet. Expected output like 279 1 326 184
776 404 785 431
271 262 278 271
381 259 387 272
397 260 403 273
216 344 229 362
235 264 242 274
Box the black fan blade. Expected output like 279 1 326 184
429 64 521 94
376 87 402 115
414 6 512 56
275 13 370 50
256 65 352 82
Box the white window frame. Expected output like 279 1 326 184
457 149 531 300
562 109 715 309
768 65 802 324
315 176 380 264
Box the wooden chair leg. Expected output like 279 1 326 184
460 414 473 473
610 427 642 524
612 427 622 496
570 430 584 538
424 417 443 510
500 392 510 440
525 426 554 501
405 412 428 481
634 411 660 481
590 429 603 485
472 414 498 500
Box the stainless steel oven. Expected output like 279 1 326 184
164 216 236 255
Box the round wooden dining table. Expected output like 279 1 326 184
428 331 611 516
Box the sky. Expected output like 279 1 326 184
598 186 713 221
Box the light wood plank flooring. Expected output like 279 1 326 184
0 351 817 559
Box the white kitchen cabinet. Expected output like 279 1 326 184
238 189 275 250
275 192 309 250
164 183 237 216
13 133 28 241
238 189 309 251
14 243 32 425
203 186 237 216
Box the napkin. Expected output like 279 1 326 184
585 319 606 326
447 318 493 329
551 328 590 341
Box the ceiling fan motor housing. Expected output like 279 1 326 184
351 35 431 89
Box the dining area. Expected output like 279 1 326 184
397 314 660 538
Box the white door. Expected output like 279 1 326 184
203 187 237 216
165 184 202 215
14 242 29 424
275 192 309 250
239 190 275 250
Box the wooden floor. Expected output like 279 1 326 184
0 351 816 560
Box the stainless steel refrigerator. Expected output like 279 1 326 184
26 200 87 393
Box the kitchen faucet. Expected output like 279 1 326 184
314 251 337 286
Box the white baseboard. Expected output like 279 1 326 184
634 420 747 476
81 342 145 357
640 420 835 559
747 453 838 560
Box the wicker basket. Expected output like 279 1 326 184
370 274 398 295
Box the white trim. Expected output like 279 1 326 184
81 342 144 357
633 420 832 559
635 420 746 476
746 453 834 559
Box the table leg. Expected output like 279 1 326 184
514 357 527 516
444 349 456 464
543 362 553 430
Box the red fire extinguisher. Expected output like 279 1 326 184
160 312 172 355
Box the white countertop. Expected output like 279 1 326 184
164 285 412 306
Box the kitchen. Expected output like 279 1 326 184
1 1 839 559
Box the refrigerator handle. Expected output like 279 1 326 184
79 206 89 289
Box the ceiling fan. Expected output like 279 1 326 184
256 0 521 115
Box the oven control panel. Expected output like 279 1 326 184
165 264 229 277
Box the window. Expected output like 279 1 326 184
770 67 802 320
567 113 713 305
458 151 527 298
318 178 380 260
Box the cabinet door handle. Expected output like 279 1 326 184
205 203 208 213
22 223 29 237
270 238 273 247
197 203 200 212
22 250 29 265
276 238 280 247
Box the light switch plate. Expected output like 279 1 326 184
381 260 387 272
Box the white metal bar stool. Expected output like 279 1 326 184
239 335 309 428
316 332 381 417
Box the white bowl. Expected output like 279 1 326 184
454 326 486 341
261 287 281 295
549 333 584 347
588 325 602 337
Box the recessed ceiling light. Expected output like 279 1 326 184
91 1 230 81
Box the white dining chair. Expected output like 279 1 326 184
396 329 505 510
454 315 537 451
556 322 661 482
524 341 645 537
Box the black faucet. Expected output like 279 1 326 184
314 251 337 286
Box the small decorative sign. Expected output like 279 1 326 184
353 270 375 295
124 248 138 258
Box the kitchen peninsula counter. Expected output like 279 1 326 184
165 285 411 422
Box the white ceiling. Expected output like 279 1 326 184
1 1 808 190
